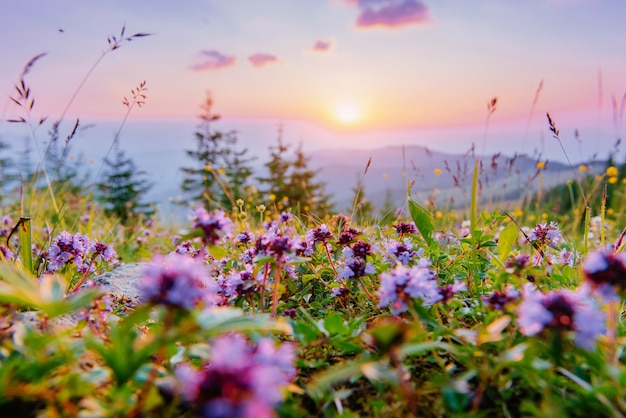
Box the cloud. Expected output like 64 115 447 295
248 53 278 68
190 50 236 71
313 40 331 51
352 0 430 28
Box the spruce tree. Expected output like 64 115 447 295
96 142 154 225
180 93 255 210
258 129 333 217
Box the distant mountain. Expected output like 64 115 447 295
307 145 605 212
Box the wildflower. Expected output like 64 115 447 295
393 222 417 236
88 241 118 264
174 240 209 260
437 280 466 304
434 168 442 175
606 166 619 177
377 264 442 315
174 334 295 417
278 212 293 224
582 250 626 299
305 224 332 247
0 246 14 261
516 284 605 350
192 206 234 245
218 267 259 301
505 254 530 272
558 249 576 267
481 286 519 310
236 231 254 245
140 253 221 310
46 231 90 272
337 228 360 246
380 238 421 266
337 242 375 280
527 221 561 248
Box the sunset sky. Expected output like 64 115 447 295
1 0 626 156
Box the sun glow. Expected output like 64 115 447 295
334 103 362 124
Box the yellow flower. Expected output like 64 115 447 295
536 161 545 169
607 208 614 215
541 213 548 220
608 176 618 184
513 208 523 217
256 204 266 212
269 194 276 201
578 165 587 172
529 214 536 221
606 166 619 177
595 175 602 181
435 211 443 219
434 168 442 175
434 188 440 194
236 199 244 207
205 164 212 171
382 173 388 179
217 168 226 174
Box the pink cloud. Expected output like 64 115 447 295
313 40 331 51
190 50 236 71
248 53 278 68
353 0 430 28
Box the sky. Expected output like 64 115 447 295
1 0 626 161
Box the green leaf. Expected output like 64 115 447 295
407 197 434 246
498 222 518 262
17 217 33 274
323 311 345 335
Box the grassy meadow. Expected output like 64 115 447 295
2 27 626 418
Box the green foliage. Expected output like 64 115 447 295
257 131 334 218
180 93 255 211
96 143 154 225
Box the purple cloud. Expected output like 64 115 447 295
248 53 278 68
313 40 331 51
190 50 236 71
352 0 430 28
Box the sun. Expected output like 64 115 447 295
334 103 361 124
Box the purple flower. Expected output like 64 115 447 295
380 238 421 266
192 206 234 245
377 264 442 315
236 231 254 245
218 267 259 301
393 222 417 236
173 240 209 260
0 246 14 261
337 228 360 246
337 245 376 280
89 241 117 264
583 251 626 293
481 286 519 310
438 280 466 304
141 253 222 310
304 224 332 255
46 231 90 272
505 254 530 272
516 284 605 350
527 221 562 248
175 334 295 417
278 212 293 224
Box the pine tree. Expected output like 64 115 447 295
257 127 291 205
289 142 333 217
258 129 333 217
96 142 154 225
180 93 255 210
